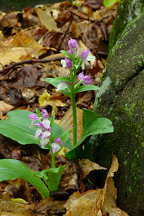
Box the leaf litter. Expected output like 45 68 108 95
0 0 128 215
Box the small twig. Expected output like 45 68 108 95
69 8 94 21
0 53 64 75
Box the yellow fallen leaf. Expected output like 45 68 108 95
39 91 65 108
57 146 69 156
0 47 35 65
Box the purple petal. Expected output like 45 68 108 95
77 72 85 81
65 58 73 68
68 39 78 50
77 72 93 85
83 75 93 85
34 122 43 128
55 137 62 144
28 113 38 121
68 49 73 54
80 50 90 60
41 109 49 118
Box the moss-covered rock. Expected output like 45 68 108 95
109 0 144 49
96 11 144 216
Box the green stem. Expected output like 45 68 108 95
51 152 56 168
71 90 77 146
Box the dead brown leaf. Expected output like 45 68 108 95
35 7 58 31
64 190 103 216
79 159 106 179
11 30 46 56
64 155 129 216
0 101 14 113
0 200 32 216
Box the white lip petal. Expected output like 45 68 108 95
42 119 50 129
51 143 61 153
35 129 42 138
61 59 66 68
42 131 51 139
87 55 96 64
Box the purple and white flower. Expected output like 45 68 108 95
80 50 96 69
80 49 90 60
61 58 73 68
29 110 51 148
78 72 93 85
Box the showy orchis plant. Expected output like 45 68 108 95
45 39 98 146
29 109 62 168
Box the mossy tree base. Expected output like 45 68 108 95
96 12 144 216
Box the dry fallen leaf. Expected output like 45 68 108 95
64 155 129 216
79 159 107 179
0 101 14 113
0 200 32 216
64 190 103 216
35 7 58 31
11 30 46 56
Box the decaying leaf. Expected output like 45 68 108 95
64 190 103 216
35 7 58 31
64 155 129 216
0 101 14 113
79 159 107 179
11 30 46 56
0 200 32 216
57 108 83 143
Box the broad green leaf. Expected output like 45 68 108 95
0 110 39 145
75 109 114 145
79 109 113 144
103 0 120 7
44 77 72 88
0 159 49 198
66 109 114 159
38 166 65 191
74 85 100 93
